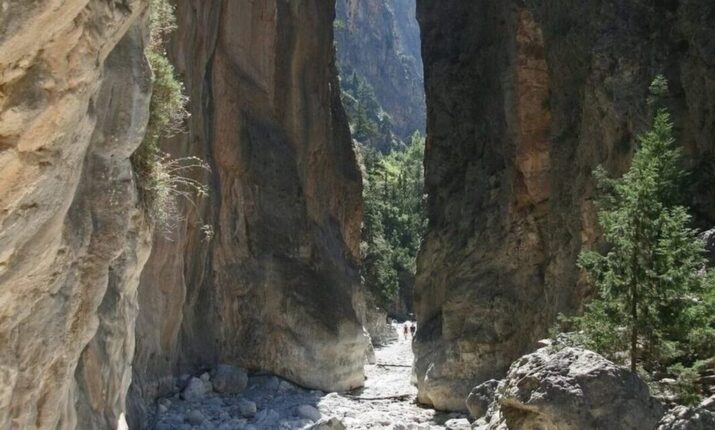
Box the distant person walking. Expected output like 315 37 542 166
403 323 409 340
410 322 416 337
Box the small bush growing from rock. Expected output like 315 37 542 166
132 0 209 234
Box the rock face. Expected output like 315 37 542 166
0 1 151 428
475 347 664 430
414 0 715 410
657 406 715 430
335 0 425 141
129 0 367 424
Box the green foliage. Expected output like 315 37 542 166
133 0 209 234
563 76 715 404
361 132 426 307
340 71 398 151
334 19 347 31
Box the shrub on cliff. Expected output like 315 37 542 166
133 0 209 234
563 76 715 403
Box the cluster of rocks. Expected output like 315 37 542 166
153 365 344 430
464 346 715 430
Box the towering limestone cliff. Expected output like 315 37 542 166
414 0 715 411
0 1 151 428
129 0 367 424
335 0 425 145
1 1 365 428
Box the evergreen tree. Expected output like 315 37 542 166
360 133 427 308
571 76 715 378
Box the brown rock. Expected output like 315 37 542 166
129 0 367 424
0 1 151 428
414 0 715 410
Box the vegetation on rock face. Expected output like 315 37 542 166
360 132 426 309
559 76 715 404
340 71 399 153
133 0 209 234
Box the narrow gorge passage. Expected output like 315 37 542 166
152 324 469 429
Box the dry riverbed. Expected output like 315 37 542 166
152 324 470 429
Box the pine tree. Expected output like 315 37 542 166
573 76 715 375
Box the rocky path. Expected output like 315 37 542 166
152 325 470 429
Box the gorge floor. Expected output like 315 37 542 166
152 325 470 429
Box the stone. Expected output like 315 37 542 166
413 0 715 411
700 395 715 412
481 347 664 429
255 409 280 427
466 379 500 418
182 377 210 401
238 399 257 418
657 406 715 430
443 418 470 429
158 404 169 414
217 419 246 430
211 365 248 394
186 409 206 426
296 404 322 422
278 380 295 393
365 342 377 365
309 417 347 430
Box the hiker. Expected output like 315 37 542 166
403 323 409 340
410 322 416 337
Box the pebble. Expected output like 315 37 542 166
238 399 257 418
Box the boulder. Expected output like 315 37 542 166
656 406 715 429
182 377 210 401
479 347 664 430
211 365 248 394
466 379 499 418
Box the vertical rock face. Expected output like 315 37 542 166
335 0 425 140
130 0 366 424
0 1 151 428
414 0 715 411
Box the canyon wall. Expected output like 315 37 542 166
335 0 425 141
0 1 151 428
414 0 715 411
129 1 367 425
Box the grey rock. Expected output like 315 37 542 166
182 377 210 401
238 399 257 418
443 418 470 430
217 419 246 430
309 417 346 430
466 379 499 418
700 395 715 412
186 409 206 426
211 365 248 394
296 404 322 422
278 380 296 393
481 347 664 430
657 406 715 430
